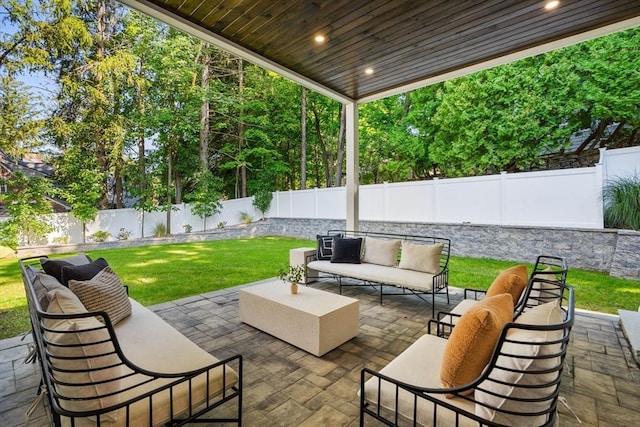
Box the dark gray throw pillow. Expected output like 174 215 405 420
330 237 363 264
41 254 93 283
60 258 109 287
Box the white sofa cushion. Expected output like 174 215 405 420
308 260 435 291
362 334 476 426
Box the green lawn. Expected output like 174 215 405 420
1 237 639 340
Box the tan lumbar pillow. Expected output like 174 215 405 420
485 265 528 305
398 241 444 274
362 237 401 266
440 293 514 395
69 266 132 325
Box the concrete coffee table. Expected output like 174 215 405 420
239 280 359 356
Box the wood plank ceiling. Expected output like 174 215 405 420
126 0 640 102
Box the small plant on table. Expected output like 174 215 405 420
278 264 306 294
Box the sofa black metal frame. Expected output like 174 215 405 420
359 277 575 427
307 230 451 317
20 255 243 427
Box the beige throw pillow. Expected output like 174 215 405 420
398 241 444 274
362 237 401 266
440 293 514 395
69 266 132 326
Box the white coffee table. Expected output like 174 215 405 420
239 280 359 356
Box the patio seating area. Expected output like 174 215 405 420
2 278 639 426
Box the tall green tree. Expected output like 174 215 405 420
0 172 54 248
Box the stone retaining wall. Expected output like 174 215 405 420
16 217 639 280
253 218 638 280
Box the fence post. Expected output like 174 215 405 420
500 171 508 225
596 148 606 228
383 182 388 220
314 188 319 218
289 189 293 218
432 178 439 222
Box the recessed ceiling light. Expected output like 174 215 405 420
365 67 374 75
314 34 326 44
544 1 560 11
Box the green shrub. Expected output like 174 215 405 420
153 222 168 237
237 211 253 225
603 174 640 231
90 230 111 242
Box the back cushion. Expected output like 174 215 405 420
330 237 363 264
475 301 564 425
32 273 67 310
41 254 92 284
60 258 109 286
485 265 528 305
45 289 123 421
362 237 401 267
398 241 444 274
69 266 132 326
440 294 514 395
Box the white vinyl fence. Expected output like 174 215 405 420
35 146 638 245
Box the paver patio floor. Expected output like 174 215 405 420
2 279 639 426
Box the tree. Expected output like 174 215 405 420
252 188 273 220
0 172 54 248
0 76 43 155
185 169 222 231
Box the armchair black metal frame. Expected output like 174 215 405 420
360 281 575 427
428 255 568 337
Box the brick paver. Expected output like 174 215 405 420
1 279 638 426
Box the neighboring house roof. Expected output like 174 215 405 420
0 150 70 213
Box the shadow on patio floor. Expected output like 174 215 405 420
2 279 639 426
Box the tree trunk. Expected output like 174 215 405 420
238 59 247 197
95 0 109 209
200 47 210 168
136 56 146 216
575 118 612 154
301 87 307 190
334 104 346 187
312 106 332 187
166 149 172 234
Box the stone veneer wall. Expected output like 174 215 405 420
17 217 639 280
257 218 639 280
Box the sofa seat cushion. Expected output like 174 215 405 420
47 298 239 427
308 260 435 291
103 299 239 426
437 298 479 328
362 334 476 426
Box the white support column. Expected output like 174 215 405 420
345 101 359 231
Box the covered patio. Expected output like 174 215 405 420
3 278 638 426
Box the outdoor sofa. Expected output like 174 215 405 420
360 262 575 426
307 230 451 317
19 254 242 427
